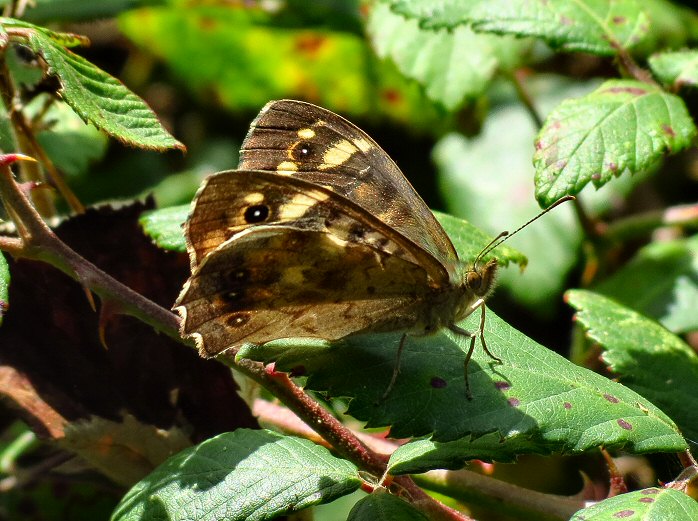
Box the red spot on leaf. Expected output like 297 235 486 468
614 510 635 518
494 381 511 391
604 86 647 95
382 88 402 104
612 16 626 24
604 393 620 403
607 162 618 173
199 16 218 30
508 397 521 407
617 419 633 430
662 124 676 138
295 34 327 56
642 488 659 494
639 497 654 503
430 376 447 388
564 402 572 409
591 173 601 181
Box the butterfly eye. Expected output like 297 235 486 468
244 204 270 223
466 271 482 290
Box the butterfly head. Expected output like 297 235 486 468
464 257 499 299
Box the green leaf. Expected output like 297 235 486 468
649 50 698 89
635 0 698 57
8 21 184 150
570 488 698 520
112 429 361 521
534 79 696 206
392 0 649 55
139 204 188 253
0 251 8 326
567 289 698 446
347 492 428 521
117 6 447 131
14 0 163 23
34 98 109 177
434 211 526 269
594 235 698 334
239 306 685 453
368 2 528 109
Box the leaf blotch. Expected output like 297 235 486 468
604 393 620 403
639 497 654 503
295 34 327 56
430 376 447 389
612 16 626 25
604 86 647 96
507 397 521 407
662 124 676 138
494 381 511 391
613 510 635 518
641 488 659 495
617 419 633 430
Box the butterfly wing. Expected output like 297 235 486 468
184 170 449 284
176 225 435 357
238 99 459 266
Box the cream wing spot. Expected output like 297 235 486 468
278 192 330 219
243 192 265 204
353 137 372 153
319 139 359 170
297 128 316 139
277 161 298 174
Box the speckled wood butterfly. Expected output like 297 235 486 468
174 100 568 397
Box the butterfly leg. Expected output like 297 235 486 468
380 332 408 401
478 305 502 364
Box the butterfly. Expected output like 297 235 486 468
175 99 516 398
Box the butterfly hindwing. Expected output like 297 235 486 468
176 226 434 357
238 99 459 267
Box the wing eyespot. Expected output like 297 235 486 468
226 312 250 327
244 204 270 223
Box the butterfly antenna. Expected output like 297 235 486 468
475 195 575 265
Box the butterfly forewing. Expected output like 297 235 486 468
238 99 459 268
184 170 449 283
177 226 436 357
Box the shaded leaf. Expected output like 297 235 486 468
240 306 685 453
112 429 362 521
392 0 648 55
570 488 698 520
139 204 189 253
368 2 528 109
650 50 698 89
567 289 698 446
594 235 698 334
534 79 696 206
348 491 428 521
8 20 184 150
